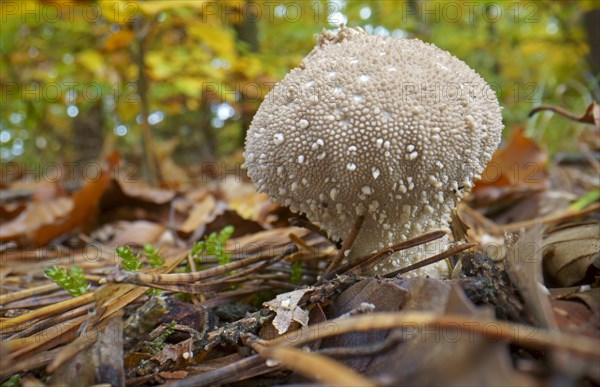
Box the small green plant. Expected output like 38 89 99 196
116 245 164 295
44 266 90 297
0 374 20 387
570 189 600 211
290 260 303 285
192 225 234 266
116 246 142 271
144 244 164 268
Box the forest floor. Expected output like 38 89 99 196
0 104 599 386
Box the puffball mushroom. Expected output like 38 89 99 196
243 26 503 277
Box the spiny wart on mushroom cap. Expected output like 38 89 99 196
243 26 503 277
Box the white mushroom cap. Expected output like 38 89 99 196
243 26 503 277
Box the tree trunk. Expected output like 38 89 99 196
233 0 260 147
71 101 104 179
584 8 600 95
133 17 162 186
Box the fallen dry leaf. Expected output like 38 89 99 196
110 220 166 247
321 279 407 372
264 288 313 334
220 177 271 221
32 154 120 245
203 209 265 239
505 226 557 329
473 127 549 207
177 194 218 236
116 178 176 205
50 314 124 386
365 285 535 386
155 138 189 188
542 223 600 287
0 197 73 243
562 287 600 316
0 201 27 222
551 299 600 338
0 153 120 245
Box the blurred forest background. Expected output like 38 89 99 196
1 0 598 185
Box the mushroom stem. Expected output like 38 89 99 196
327 230 446 279
383 242 477 278
322 215 365 280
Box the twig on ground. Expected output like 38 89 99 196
383 242 477 278
322 215 365 281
